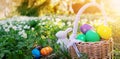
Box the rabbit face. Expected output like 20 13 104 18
56 31 67 39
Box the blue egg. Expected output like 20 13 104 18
32 48 41 58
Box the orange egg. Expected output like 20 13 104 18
40 46 53 56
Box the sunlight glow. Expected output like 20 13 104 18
109 0 120 14
80 0 85 3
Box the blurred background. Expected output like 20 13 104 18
0 0 120 18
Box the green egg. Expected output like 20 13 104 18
86 30 100 42
76 34 86 42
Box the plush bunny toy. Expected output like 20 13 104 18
56 28 72 50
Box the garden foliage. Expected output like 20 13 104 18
0 16 74 59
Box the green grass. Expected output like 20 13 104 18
0 14 120 59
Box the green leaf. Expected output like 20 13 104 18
0 53 5 59
3 50 10 53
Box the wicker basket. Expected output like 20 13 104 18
68 2 113 59
69 39 113 59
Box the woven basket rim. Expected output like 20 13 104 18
75 38 112 43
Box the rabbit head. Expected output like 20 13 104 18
56 28 72 39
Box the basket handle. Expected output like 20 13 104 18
71 2 108 39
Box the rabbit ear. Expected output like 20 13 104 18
55 31 60 37
65 28 72 33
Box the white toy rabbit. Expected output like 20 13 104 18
56 28 72 50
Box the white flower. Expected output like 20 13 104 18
3 24 8 28
24 25 30 29
0 21 7 25
62 23 65 26
21 33 27 38
21 21 25 24
5 28 10 32
42 22 46 25
18 30 27 38
24 25 27 29
18 31 22 35
67 22 71 26
56 18 61 22
31 27 35 31
2 24 9 30
18 30 25 35
17 25 22 30
5 25 10 32
18 27 22 31
41 16 46 20
9 24 13 28
12 26 17 30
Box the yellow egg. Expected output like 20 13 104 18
97 25 112 40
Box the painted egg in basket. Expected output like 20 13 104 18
86 30 100 42
80 24 92 34
76 34 86 42
97 25 112 40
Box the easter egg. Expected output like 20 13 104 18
80 24 92 34
86 30 100 42
97 25 112 40
76 34 86 42
32 48 41 58
40 46 53 56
